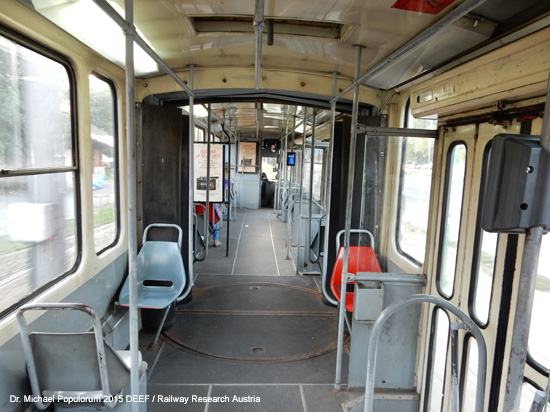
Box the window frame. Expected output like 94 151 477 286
436 141 467 299
194 125 205 142
468 141 497 328
423 307 451 412
395 137 422 266
0 25 81 318
89 71 120 255
459 333 479 411
394 99 437 267
526 231 550 375
303 147 324 201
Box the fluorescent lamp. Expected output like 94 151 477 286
30 0 158 75
182 105 210 118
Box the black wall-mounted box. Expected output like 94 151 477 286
482 134 550 233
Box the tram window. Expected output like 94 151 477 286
90 73 118 254
195 126 205 142
528 234 550 370
396 137 434 264
293 151 303 188
461 336 479 412
470 231 497 324
396 106 436 265
0 32 77 314
470 143 497 326
261 156 278 180
437 143 467 298
425 308 450 412
303 148 324 200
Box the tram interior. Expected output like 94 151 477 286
145 208 354 412
2 0 550 411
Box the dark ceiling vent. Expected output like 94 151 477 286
192 16 344 40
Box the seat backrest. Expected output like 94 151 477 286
16 303 134 409
30 332 130 396
330 246 382 302
119 240 186 308
137 241 185 286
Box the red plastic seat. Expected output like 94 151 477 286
195 203 221 224
330 246 382 311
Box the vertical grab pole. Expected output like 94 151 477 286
205 104 211 255
450 323 461 412
285 116 290 199
335 45 362 390
238 135 243 208
322 72 339 305
529 391 547 412
285 108 298 260
289 106 297 193
286 199 295 259
275 142 280 211
504 70 550 410
281 116 290 215
230 120 237 222
296 107 308 275
180 64 194 300
542 71 550 145
226 113 231 257
359 130 369 239
253 0 265 90
307 111 316 269
123 0 139 408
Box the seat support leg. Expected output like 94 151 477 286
149 305 171 349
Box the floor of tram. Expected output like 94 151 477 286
140 207 354 412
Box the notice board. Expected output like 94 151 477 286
193 143 225 202
238 141 258 173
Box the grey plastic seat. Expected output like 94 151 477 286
16 303 147 411
119 223 186 345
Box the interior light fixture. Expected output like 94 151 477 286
182 105 210 118
29 0 158 75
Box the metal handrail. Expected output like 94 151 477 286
193 203 208 261
333 227 377 388
142 223 183 249
335 229 375 254
286 195 325 259
363 294 487 412
286 198 299 259
309 214 327 264
17 303 118 410
283 186 301 212
230 178 237 221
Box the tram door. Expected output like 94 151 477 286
422 120 526 412
235 141 261 209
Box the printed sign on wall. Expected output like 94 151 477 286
194 143 225 202
238 141 258 173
